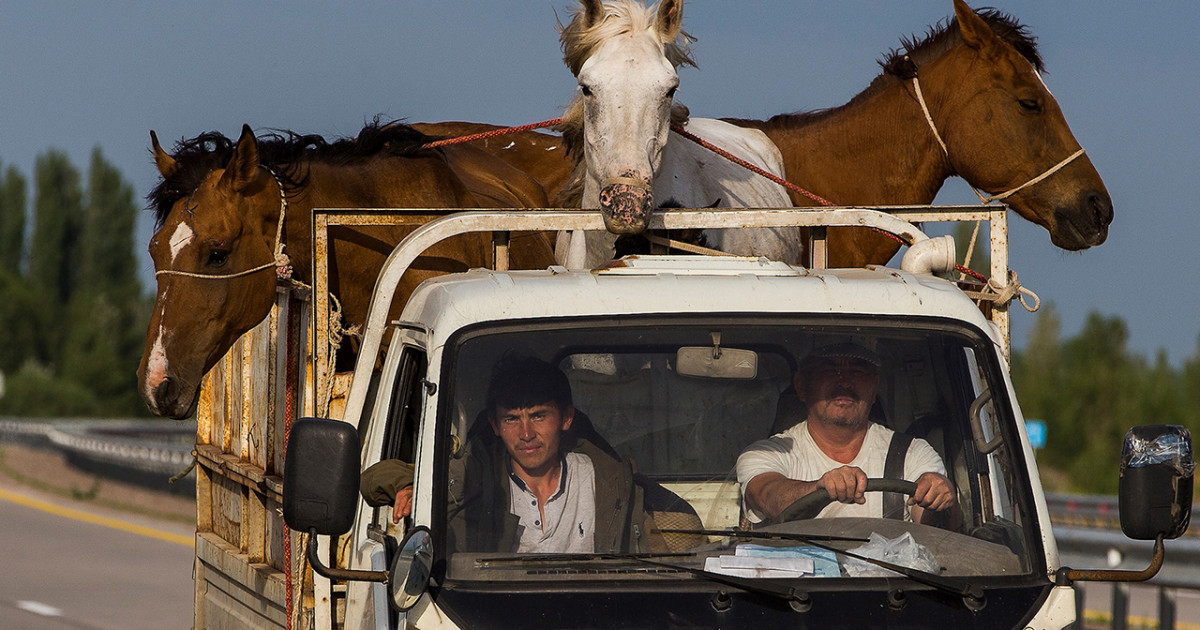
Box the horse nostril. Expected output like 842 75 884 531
1089 192 1114 227
153 376 178 405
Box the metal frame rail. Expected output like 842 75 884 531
310 205 1011 424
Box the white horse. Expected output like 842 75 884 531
555 0 798 269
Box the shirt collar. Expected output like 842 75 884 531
507 452 569 501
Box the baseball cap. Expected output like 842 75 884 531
799 342 882 371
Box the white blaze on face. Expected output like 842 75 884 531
168 221 194 264
577 33 678 193
143 287 171 398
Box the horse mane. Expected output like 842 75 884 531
746 8 1042 130
147 119 434 229
559 0 696 76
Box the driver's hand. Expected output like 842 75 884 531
392 484 414 524
817 466 867 504
909 472 956 511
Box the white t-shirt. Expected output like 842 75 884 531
736 421 946 523
508 452 597 553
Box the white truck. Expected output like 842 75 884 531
193 206 1193 629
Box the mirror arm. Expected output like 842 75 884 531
1056 534 1165 584
306 528 389 583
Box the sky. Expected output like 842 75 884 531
2 1 1198 364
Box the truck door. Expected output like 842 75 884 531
345 340 427 630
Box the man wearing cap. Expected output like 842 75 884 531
736 342 960 526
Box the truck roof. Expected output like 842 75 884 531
398 255 998 345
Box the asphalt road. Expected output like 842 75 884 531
0 483 194 630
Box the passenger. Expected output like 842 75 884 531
736 342 961 527
360 355 664 553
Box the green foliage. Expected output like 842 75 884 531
1012 306 1193 495
0 270 45 374
0 164 27 275
29 150 83 306
0 362 104 417
0 148 150 418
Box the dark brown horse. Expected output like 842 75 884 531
726 0 1112 266
138 121 555 419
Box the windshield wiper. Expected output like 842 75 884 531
655 527 869 544
476 551 812 609
478 551 693 565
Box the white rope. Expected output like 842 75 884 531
155 165 292 281
318 293 361 419
910 76 1087 205
962 270 1041 313
958 220 982 283
978 148 1086 202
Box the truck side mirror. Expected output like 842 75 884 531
1119 424 1194 540
283 417 361 536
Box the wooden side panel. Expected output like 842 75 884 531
195 287 310 630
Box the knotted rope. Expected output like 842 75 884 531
961 270 1041 313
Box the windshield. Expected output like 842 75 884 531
436 317 1036 584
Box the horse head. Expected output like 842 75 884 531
919 0 1112 249
560 0 691 234
138 125 286 418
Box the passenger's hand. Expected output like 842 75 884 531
909 472 956 512
817 466 867 504
392 484 414 523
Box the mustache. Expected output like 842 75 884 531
831 384 859 399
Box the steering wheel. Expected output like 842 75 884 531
767 477 917 525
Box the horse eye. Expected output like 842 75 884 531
1018 98 1042 113
666 86 678 99
206 249 229 267
579 84 593 97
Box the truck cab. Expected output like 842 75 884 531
280 207 1191 630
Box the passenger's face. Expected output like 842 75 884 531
491 402 574 477
797 357 879 430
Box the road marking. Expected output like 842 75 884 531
17 600 63 616
0 485 193 548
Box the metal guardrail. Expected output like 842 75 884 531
0 417 195 478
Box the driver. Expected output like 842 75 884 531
736 342 960 526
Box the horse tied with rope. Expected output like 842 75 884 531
137 121 556 419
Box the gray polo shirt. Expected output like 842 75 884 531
508 452 597 553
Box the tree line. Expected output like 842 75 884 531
0 149 149 417
1011 306 1200 496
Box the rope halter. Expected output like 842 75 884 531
909 69 1086 204
154 165 294 282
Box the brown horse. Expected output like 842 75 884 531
412 121 572 204
137 121 555 419
725 0 1113 266
424 0 1112 268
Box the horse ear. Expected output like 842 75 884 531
656 0 683 41
580 0 604 28
220 124 261 193
954 0 998 51
150 131 178 179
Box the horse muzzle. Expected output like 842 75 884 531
139 371 200 420
599 175 653 234
1052 189 1113 250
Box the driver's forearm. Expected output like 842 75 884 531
747 473 819 520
